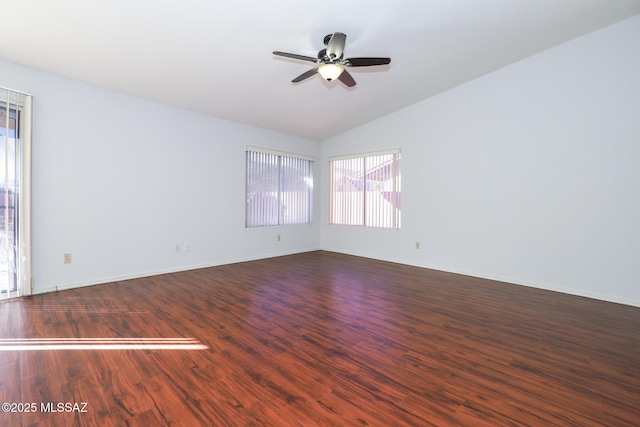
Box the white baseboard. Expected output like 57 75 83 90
32 246 321 296
321 249 640 309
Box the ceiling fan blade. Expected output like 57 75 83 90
326 32 346 60
273 51 318 63
338 69 356 87
345 57 391 67
292 68 318 83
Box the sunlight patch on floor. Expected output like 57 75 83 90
0 337 208 350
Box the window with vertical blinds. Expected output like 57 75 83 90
1 86 32 299
246 147 313 227
329 149 401 229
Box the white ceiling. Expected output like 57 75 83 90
2 0 640 141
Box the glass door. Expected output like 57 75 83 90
1 87 31 300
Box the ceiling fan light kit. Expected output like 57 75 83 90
273 32 391 87
318 63 344 81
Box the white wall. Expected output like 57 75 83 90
2 16 638 307
0 59 321 294
321 16 640 307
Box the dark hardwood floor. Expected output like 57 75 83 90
1 251 639 426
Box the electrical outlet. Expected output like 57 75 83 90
174 243 181 253
415 242 420 250
64 253 72 264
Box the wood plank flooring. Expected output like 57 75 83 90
1 250 639 426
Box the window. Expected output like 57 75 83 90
1 86 32 299
0 107 20 138
329 149 401 229
246 147 313 227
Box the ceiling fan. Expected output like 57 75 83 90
273 32 391 87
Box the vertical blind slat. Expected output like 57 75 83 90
2 91 9 297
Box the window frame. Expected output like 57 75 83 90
328 149 401 229
245 146 314 228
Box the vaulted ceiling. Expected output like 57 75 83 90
2 0 640 140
